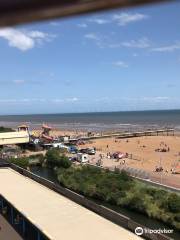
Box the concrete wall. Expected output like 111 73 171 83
10 164 172 240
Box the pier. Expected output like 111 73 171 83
76 128 175 142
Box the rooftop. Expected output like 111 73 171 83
0 168 141 240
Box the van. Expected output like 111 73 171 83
77 153 89 163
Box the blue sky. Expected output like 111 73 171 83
0 1 180 114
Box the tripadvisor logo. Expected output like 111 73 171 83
135 227 143 236
135 227 174 236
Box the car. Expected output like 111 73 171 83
79 148 88 154
69 157 77 162
86 148 96 155
68 146 78 154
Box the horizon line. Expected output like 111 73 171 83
0 108 180 117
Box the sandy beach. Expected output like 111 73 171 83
31 128 87 139
80 135 180 189
28 128 180 188
32 128 180 174
84 135 180 173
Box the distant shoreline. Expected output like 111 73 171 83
0 110 180 132
0 109 180 117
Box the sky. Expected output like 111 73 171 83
0 1 180 115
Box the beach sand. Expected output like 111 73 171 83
83 135 180 174
32 128 180 174
31 129 86 138
30 128 180 187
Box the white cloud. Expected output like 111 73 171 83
52 99 64 103
85 32 151 50
122 38 150 48
86 12 148 27
112 61 128 68
0 98 45 104
77 23 88 28
52 97 79 103
49 21 60 26
0 79 42 85
119 96 171 103
0 28 55 51
0 97 79 105
0 99 18 103
85 33 99 40
142 96 170 102
84 33 109 48
0 28 34 51
88 18 109 25
66 97 79 102
151 42 180 52
113 13 148 26
27 31 47 38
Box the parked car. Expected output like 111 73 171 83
86 148 96 155
79 148 88 154
68 146 78 154
69 157 77 162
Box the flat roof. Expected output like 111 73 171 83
0 168 141 240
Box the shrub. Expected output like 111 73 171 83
0 126 15 132
46 148 71 168
9 157 29 169
56 164 180 230
167 193 180 213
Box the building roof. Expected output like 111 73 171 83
0 132 29 145
0 168 142 240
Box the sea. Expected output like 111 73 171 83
0 110 180 132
